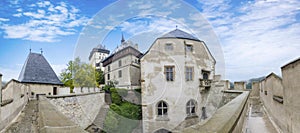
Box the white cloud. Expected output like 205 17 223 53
0 18 9 22
0 1 89 42
13 13 22 17
199 0 300 81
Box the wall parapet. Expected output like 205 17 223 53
181 90 250 133
46 91 103 98
0 99 13 107
38 96 87 133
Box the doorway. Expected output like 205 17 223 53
53 87 57 95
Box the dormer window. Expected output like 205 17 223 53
165 43 173 51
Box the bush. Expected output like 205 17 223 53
111 88 122 105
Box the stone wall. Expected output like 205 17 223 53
250 82 260 97
47 92 106 129
0 79 29 131
259 73 287 132
282 58 300 133
234 82 246 90
179 90 250 133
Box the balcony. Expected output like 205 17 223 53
199 79 212 87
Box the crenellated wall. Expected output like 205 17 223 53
0 79 29 131
259 73 287 132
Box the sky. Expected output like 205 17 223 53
0 0 299 82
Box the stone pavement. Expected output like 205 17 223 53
4 100 39 133
244 98 277 133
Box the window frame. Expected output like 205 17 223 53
185 44 193 52
185 66 194 81
186 99 197 116
157 101 168 117
118 70 122 78
119 60 122 67
164 66 175 81
165 43 173 51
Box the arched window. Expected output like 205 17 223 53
186 100 196 116
154 128 171 133
157 101 168 117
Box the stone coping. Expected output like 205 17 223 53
38 96 87 133
45 92 103 98
181 91 250 133
1 99 13 107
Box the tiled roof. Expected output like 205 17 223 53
18 53 63 85
158 29 200 41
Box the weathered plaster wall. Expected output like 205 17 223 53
282 59 300 133
27 84 61 98
0 79 29 131
47 92 105 129
259 73 287 132
250 82 260 97
234 82 246 90
141 38 216 132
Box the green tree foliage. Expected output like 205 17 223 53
60 60 74 92
60 58 97 90
95 69 105 86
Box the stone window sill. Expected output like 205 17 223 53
185 115 198 120
156 116 170 121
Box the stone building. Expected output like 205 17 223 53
89 44 110 71
140 29 216 132
102 35 143 89
18 52 63 98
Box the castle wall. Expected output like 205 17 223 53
259 73 287 132
282 59 300 133
0 79 29 131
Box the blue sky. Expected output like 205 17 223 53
0 0 299 82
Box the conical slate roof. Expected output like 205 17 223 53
18 53 63 85
158 29 200 41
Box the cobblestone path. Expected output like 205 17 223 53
4 100 39 133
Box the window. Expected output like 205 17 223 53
185 67 194 81
107 74 110 80
157 101 168 117
185 44 193 52
202 71 210 80
186 100 196 116
108 66 110 71
165 43 173 51
164 66 174 81
118 70 122 78
119 60 122 67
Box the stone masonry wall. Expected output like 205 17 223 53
48 92 105 129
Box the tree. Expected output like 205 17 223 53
60 60 74 92
60 58 97 92
95 69 105 86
